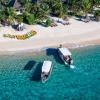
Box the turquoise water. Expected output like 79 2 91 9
0 46 100 100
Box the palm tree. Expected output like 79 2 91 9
24 2 32 13
30 2 49 21
42 0 68 18
68 0 77 10
48 0 65 18
0 7 6 23
31 3 42 20
5 7 16 25
58 1 65 18
82 0 92 22
40 3 50 18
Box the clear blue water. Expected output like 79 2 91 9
0 46 100 100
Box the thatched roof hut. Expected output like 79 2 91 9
9 0 22 11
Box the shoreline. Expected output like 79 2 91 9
0 18 100 55
0 39 100 56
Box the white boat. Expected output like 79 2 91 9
41 61 52 83
57 47 73 66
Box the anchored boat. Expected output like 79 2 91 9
57 47 73 66
41 61 52 83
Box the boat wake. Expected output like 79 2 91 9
70 65 75 69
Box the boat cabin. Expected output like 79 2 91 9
58 47 73 65
41 61 52 83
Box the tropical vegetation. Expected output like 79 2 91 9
94 10 100 21
0 0 100 26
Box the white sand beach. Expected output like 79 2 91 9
0 17 100 52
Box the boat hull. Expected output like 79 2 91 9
57 48 73 66
41 65 52 83
59 53 70 66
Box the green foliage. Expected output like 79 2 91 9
63 4 68 15
24 2 32 12
26 14 36 25
7 16 15 25
40 3 50 16
0 10 6 21
46 18 52 27
45 0 68 18
51 0 63 16
82 0 92 15
0 0 100 25
5 7 16 24
94 10 100 21
94 10 100 16
15 15 23 23
0 7 16 25
6 7 16 17
68 0 77 9
94 0 100 6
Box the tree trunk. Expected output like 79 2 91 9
84 13 90 23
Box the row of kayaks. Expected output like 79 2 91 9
41 47 74 83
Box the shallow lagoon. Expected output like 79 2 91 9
0 46 100 100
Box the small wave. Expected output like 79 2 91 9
70 43 96 49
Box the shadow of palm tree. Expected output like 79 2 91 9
46 48 63 64
24 60 36 70
30 62 43 82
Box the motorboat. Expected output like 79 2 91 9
41 61 52 83
57 47 73 66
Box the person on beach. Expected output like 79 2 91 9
59 44 62 48
17 23 24 31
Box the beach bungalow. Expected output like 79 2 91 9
8 0 23 14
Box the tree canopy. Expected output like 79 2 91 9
0 0 100 25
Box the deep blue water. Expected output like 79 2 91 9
0 46 100 100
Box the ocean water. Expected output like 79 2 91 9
0 46 100 100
